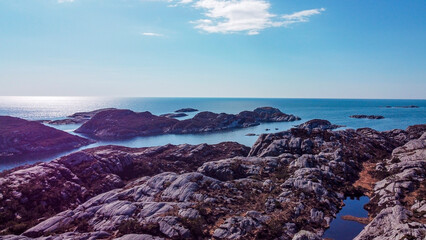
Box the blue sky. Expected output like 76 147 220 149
0 0 425 98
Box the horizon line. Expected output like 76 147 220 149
0 96 425 101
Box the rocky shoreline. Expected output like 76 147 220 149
0 116 93 158
75 107 301 140
1 118 424 239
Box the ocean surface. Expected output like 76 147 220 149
0 97 425 171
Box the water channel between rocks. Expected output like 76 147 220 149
322 196 370 240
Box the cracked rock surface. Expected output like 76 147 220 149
1 119 425 240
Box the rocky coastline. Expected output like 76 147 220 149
1 117 424 240
0 116 93 158
75 107 301 140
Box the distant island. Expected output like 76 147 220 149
385 105 419 108
350 115 385 119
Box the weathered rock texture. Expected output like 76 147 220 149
354 132 426 240
0 142 249 235
76 107 301 140
0 116 93 158
2 120 425 240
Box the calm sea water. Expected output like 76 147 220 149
0 97 425 170
323 196 370 240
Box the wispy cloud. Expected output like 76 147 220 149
172 0 325 35
281 8 325 26
141 32 165 37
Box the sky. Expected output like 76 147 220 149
0 0 425 99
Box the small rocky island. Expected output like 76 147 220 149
350 115 385 119
1 118 425 240
175 108 199 113
0 116 93 158
75 107 301 140
385 105 420 108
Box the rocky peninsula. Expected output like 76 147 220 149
1 119 424 240
39 108 116 125
0 116 93 158
75 107 301 140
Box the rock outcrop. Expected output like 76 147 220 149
3 121 424 239
350 115 385 119
0 142 249 235
76 107 301 140
0 116 93 158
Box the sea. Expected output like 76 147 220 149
0 97 425 171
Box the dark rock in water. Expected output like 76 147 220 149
4 121 424 240
385 105 420 108
76 107 301 140
275 128 279 130
175 108 199 113
350 115 385 119
75 109 179 139
246 133 256 136
160 113 188 118
0 116 93 158
0 142 249 236
395 105 419 108
265 128 270 131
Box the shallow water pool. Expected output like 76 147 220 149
322 196 370 240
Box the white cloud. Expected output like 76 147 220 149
172 0 325 35
141 32 164 37
58 0 75 3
